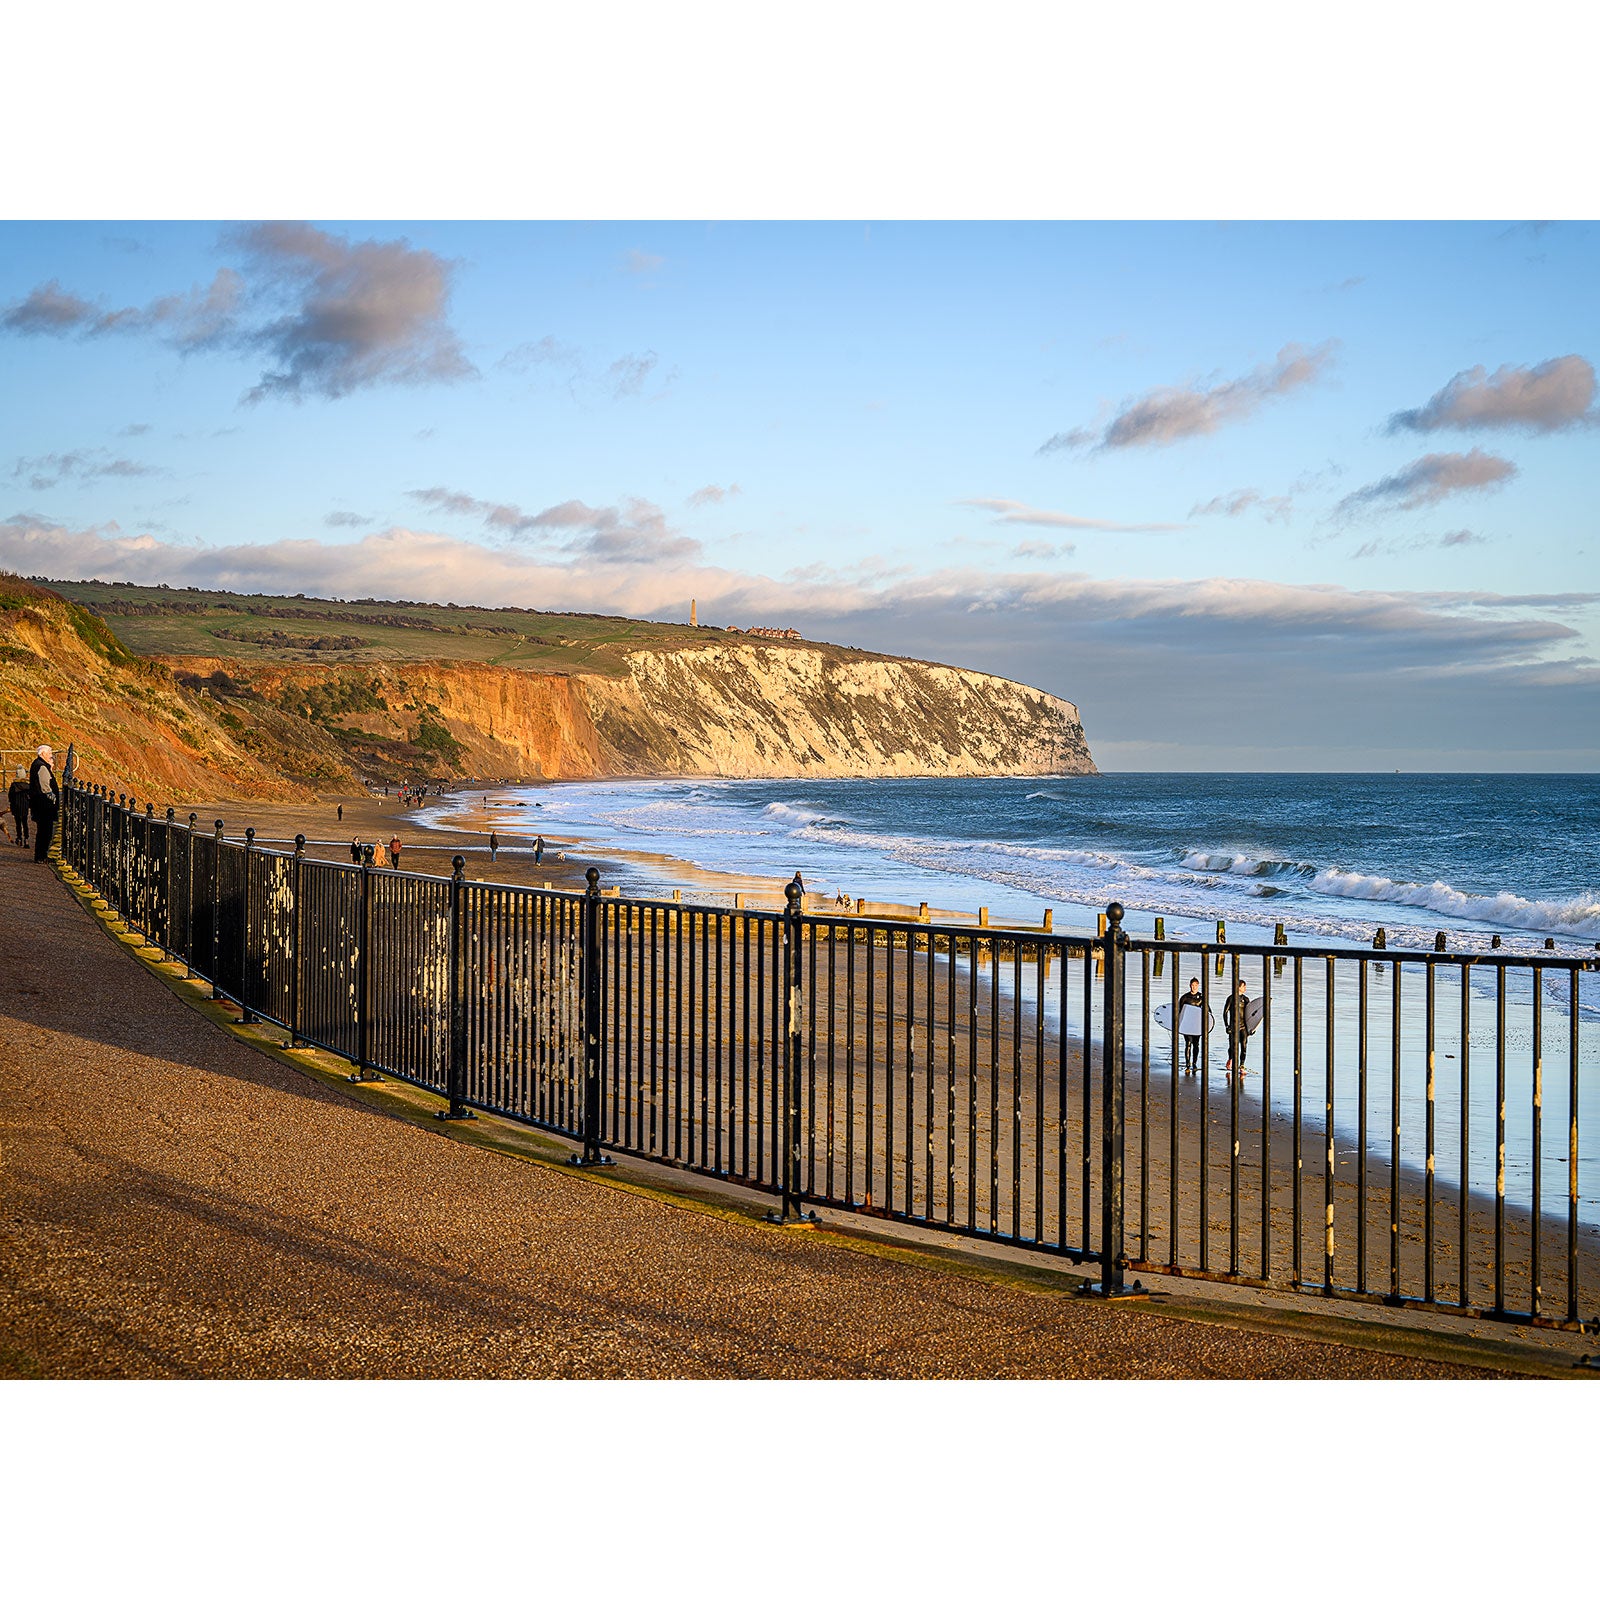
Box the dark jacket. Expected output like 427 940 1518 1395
7 778 27 817
28 757 58 822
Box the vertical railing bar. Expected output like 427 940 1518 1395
966 933 977 1235
1390 958 1402 1303
1261 951 1274 1283
845 922 856 1207
1531 973 1543 1319
1292 955 1302 1287
1425 960 1436 1304
1080 944 1091 1256
1229 950 1241 1278
991 934 1002 1237
1170 950 1180 1270
1356 958 1368 1295
1138 946 1149 1264
1323 953 1335 1296
884 927 895 1213
1200 951 1211 1273
866 925 877 1210
1568 968 1580 1327
1035 939 1047 1244
1459 961 1471 1309
921 926 934 1223
1011 939 1023 1238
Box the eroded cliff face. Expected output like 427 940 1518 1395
0 576 304 804
580 645 1096 777
154 644 1095 783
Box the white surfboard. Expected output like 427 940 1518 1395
1154 1001 1213 1036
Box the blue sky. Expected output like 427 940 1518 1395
3 219 1596 770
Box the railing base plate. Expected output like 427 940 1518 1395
347 1070 383 1084
435 1108 477 1122
569 1153 616 1168
1077 1279 1149 1301
765 1209 820 1227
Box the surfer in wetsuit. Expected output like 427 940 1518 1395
1176 977 1204 1070
1224 977 1254 1075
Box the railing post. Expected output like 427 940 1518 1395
436 855 475 1121
1092 901 1140 1297
117 793 129 918
349 844 380 1082
210 819 224 1000
184 813 198 976
289 834 306 1047
768 874 817 1224
240 826 257 1022
141 802 155 944
570 866 613 1165
163 808 176 956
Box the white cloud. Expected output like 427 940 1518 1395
958 497 1182 533
2 223 475 404
686 483 741 508
1041 341 1336 452
1189 487 1293 523
1388 355 1596 434
1335 449 1517 517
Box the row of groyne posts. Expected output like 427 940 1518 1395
59 781 1600 1334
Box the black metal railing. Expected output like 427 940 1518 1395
60 781 1600 1332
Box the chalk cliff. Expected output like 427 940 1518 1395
579 645 1095 778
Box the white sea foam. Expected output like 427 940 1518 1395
1180 850 1314 878
1310 867 1600 940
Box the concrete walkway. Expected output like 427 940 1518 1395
0 843 1499 1379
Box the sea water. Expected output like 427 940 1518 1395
448 772 1600 957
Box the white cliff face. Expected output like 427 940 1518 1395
576 644 1096 778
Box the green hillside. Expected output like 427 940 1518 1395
42 579 859 676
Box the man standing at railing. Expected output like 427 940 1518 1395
28 745 59 864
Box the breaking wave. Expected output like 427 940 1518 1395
1310 868 1600 941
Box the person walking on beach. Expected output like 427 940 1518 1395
337 803 343 822
28 745 59 863
388 835 402 870
489 829 499 862
1176 977 1204 1071
534 834 544 866
8 770 29 847
1223 976 1255 1075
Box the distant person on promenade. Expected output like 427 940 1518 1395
489 829 499 861
28 745 59 863
388 836 402 870
8 769 29 847
1176 977 1204 1071
350 838 361 863
337 803 343 822
1223 977 1255 1076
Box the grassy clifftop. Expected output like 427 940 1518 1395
43 579 878 676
